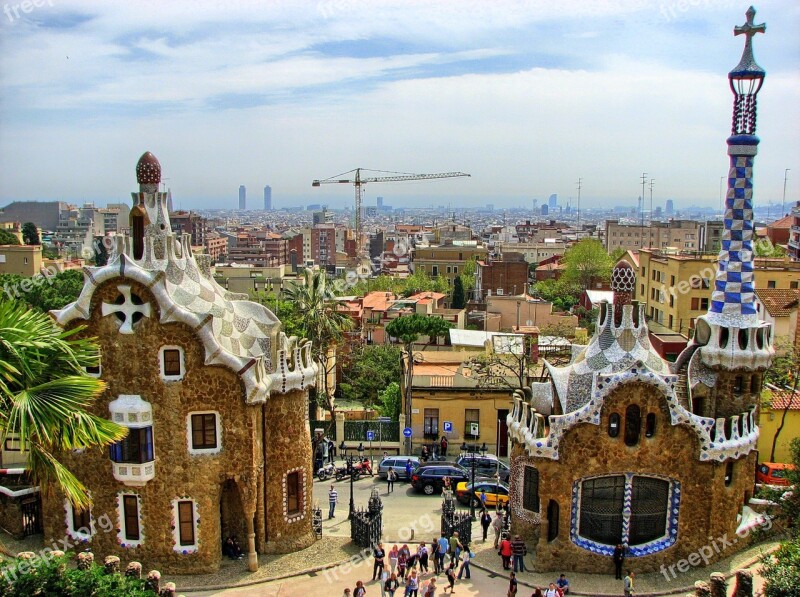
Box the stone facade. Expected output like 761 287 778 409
510 382 757 574
39 153 318 575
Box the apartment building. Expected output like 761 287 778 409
604 219 702 252
476 252 529 298
170 210 206 247
634 248 800 336
413 243 488 286
496 240 566 265
788 201 800 261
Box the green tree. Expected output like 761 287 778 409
250 290 305 339
21 223 40 246
377 381 402 419
561 238 613 291
451 276 466 309
761 437 800 597
0 271 84 313
385 313 454 449
609 247 627 263
468 334 536 391
461 257 478 299
755 237 787 258
283 269 354 419
0 229 20 245
0 299 127 509
339 344 402 407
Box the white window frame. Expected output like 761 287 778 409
171 498 200 554
159 345 185 382
117 491 144 548
65 498 94 542
186 411 222 455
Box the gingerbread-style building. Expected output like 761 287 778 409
506 8 774 574
42 152 318 574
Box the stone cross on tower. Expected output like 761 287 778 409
101 285 151 334
733 6 766 69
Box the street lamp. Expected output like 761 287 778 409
460 441 488 521
340 440 356 519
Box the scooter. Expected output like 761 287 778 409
335 458 373 481
317 462 337 481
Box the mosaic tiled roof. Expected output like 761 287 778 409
544 302 669 413
52 152 316 404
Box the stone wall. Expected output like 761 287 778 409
512 381 756 574
262 389 316 553
0 493 26 539
40 279 314 574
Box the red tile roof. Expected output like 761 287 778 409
754 289 799 318
769 389 800 411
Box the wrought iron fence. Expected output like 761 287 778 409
312 506 323 538
440 492 472 545
351 488 383 548
344 420 399 443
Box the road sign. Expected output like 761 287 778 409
377 416 392 422
443 421 453 433
403 427 413 438
366 430 376 441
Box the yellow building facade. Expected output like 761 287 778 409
634 249 800 337
758 388 800 464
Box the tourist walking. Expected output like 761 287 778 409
384 572 399 597
492 511 504 547
373 543 386 581
499 536 512 570
543 583 559 597
328 485 338 519
612 544 625 580
480 509 492 541
405 459 414 481
507 571 518 596
398 546 409 581
354 580 367 597
457 544 471 580
405 569 420 596
423 577 437 597
623 571 635 596
436 533 449 573
389 545 399 574
418 542 429 574
443 561 456 593
510 535 527 573
440 436 448 457
379 564 390 597
387 468 397 494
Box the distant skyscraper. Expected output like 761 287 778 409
167 189 174 213
541 204 549 215
665 199 674 215
377 196 383 209
238 185 246 210
548 194 557 209
264 185 272 210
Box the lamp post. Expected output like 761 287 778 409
461 441 488 521
340 440 356 519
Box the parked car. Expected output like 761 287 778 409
455 454 511 482
378 456 420 480
455 481 510 508
410 463 472 495
756 462 797 487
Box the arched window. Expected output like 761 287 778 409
608 413 621 438
547 500 560 542
733 376 744 394
750 375 760 394
724 461 733 487
624 405 641 447
645 413 656 438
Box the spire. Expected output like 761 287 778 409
706 7 766 329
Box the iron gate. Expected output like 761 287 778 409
21 496 42 536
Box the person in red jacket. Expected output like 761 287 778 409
499 536 513 570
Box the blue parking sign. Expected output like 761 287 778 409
366 430 376 441
443 421 453 433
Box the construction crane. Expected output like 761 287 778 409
312 168 470 256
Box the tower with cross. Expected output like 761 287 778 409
691 6 774 376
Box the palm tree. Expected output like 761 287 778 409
283 269 353 419
0 299 127 510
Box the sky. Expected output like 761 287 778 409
0 0 798 211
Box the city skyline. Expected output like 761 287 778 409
0 1 797 210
